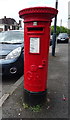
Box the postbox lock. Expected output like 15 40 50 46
42 60 46 66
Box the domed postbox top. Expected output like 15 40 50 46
19 7 58 21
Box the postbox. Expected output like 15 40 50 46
19 7 58 106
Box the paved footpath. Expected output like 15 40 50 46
2 44 68 119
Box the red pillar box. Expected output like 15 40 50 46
19 7 58 106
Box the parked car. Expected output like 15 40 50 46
0 30 24 77
57 33 69 43
0 30 53 77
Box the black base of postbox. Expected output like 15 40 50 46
23 89 47 106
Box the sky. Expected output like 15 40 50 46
0 0 70 28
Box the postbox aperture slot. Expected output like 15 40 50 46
28 27 43 32
30 37 40 54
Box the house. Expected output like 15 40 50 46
0 16 22 32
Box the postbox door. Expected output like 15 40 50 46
24 38 49 92
24 25 50 92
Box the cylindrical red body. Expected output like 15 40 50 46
19 7 58 92
19 7 58 105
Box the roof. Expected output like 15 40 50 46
0 17 18 25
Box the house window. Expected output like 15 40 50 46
10 26 12 30
12 26 15 30
4 25 7 31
